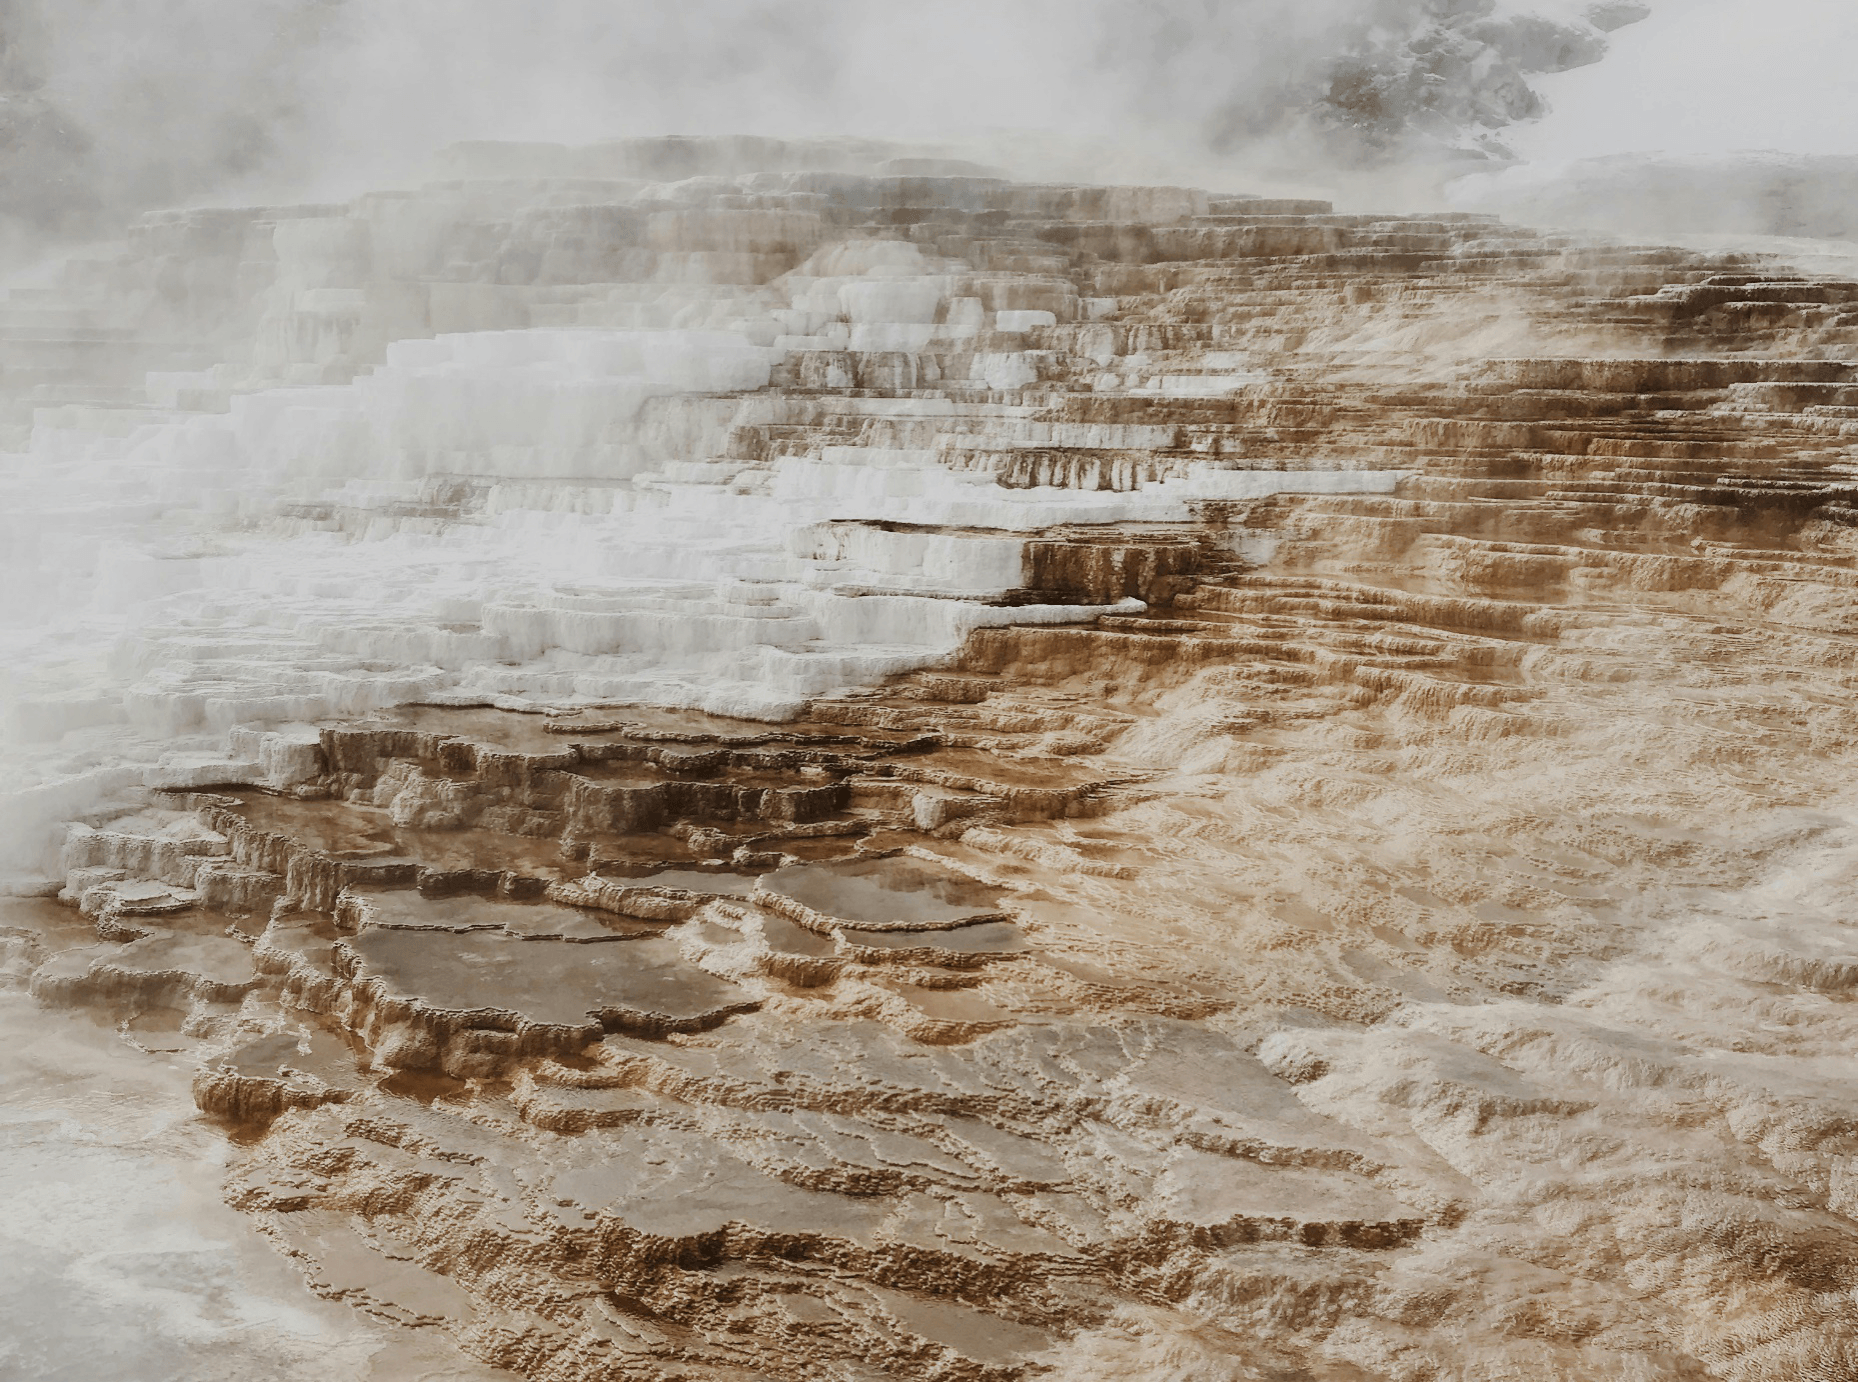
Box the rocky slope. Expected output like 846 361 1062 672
5 138 1858 1380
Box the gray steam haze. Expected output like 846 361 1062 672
0 0 1652 247
1450 0 1858 241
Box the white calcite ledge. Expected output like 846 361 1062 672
4 317 1393 729
0 227 1398 872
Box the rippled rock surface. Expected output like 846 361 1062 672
6 138 1858 1380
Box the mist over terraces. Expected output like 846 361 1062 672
6 136 1858 1381
0 0 1650 252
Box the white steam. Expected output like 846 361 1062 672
8 0 1646 231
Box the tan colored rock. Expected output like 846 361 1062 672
10 142 1858 1380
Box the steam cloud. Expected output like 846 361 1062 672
0 0 1642 249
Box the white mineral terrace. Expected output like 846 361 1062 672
7 135 1858 1382
0 217 1397 871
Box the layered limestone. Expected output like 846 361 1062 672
6 139 1858 1380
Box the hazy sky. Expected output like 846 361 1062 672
272 0 1349 195
1519 0 1858 161
11 0 1641 211
9 0 1854 235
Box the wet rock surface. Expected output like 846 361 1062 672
7 139 1858 1379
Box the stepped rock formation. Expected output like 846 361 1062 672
6 138 1858 1380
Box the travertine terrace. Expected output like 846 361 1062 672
7 138 1858 1380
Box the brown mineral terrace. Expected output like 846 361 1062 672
5 138 1858 1381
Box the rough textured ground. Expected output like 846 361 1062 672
5 139 1858 1380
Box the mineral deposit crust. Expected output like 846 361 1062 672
6 137 1858 1381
